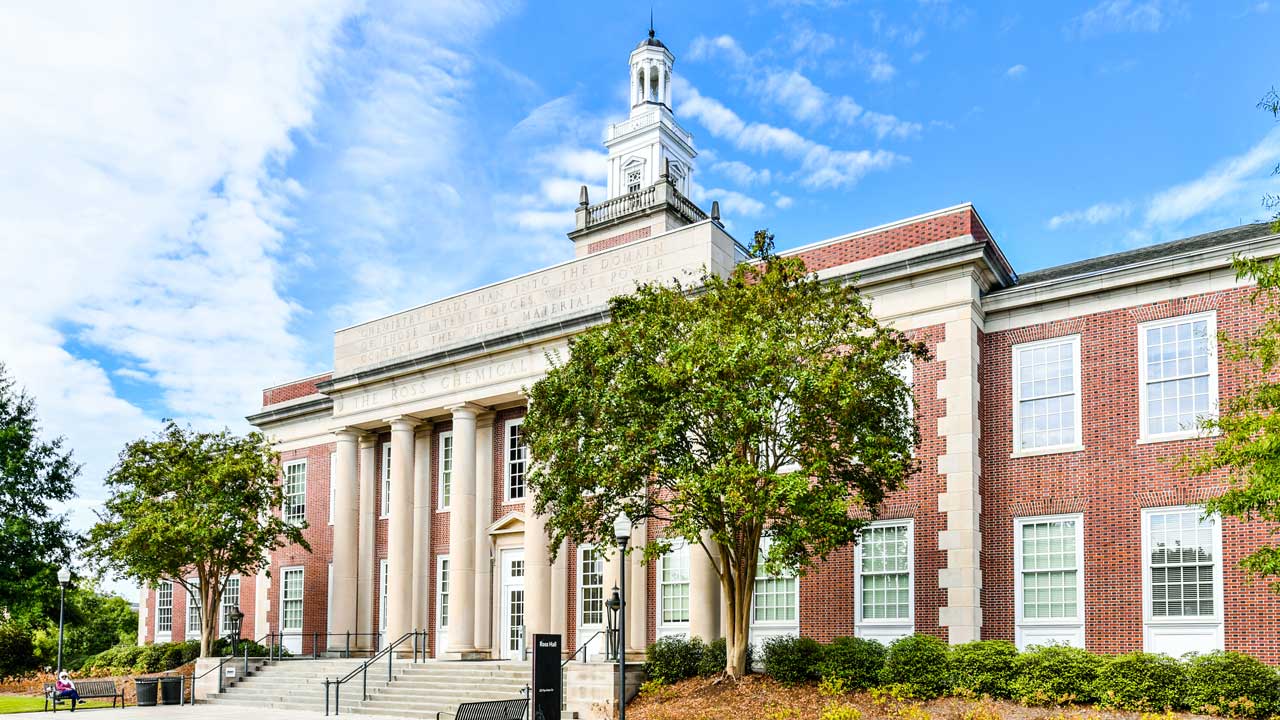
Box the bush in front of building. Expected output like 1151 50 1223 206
878 634 950 699
1184 651 1280 718
817 636 886 690
698 636 753 676
1093 652 1188 712
947 640 1019 699
1009 644 1104 706
644 636 706 684
762 635 824 685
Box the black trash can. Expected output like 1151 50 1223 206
134 678 158 707
158 676 182 705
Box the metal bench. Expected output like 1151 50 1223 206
43 679 125 712
436 698 529 720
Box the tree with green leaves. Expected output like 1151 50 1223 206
1183 88 1280 590
88 422 309 657
523 231 924 677
0 363 79 623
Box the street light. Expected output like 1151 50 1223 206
612 513 632 720
228 606 245 656
56 567 71 676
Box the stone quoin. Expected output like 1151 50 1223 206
140 29 1280 664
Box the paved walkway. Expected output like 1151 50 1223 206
61 704 392 720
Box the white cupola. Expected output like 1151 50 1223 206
603 26 696 200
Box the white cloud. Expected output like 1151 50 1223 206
703 188 767 217
1006 64 1028 78
1146 128 1280 226
772 191 794 209
1071 0 1184 36
679 83 904 189
711 160 773 186
1047 201 1133 229
860 111 924 141
855 46 898 83
688 34 748 65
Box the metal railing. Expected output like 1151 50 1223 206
188 642 252 703
324 630 427 716
261 632 384 660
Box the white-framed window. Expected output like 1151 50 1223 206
1139 312 1218 442
379 559 389 632
328 451 336 525
1012 335 1082 455
283 459 307 525
279 567 304 647
579 546 605 628
437 556 450 629
1014 513 1084 649
626 168 643 194
505 419 528 501
1142 506 1224 655
156 581 173 639
752 538 799 625
380 442 392 517
185 578 200 635
437 432 453 511
220 576 241 635
856 520 914 640
657 541 691 630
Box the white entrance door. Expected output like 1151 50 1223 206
499 548 526 660
436 556 449 656
280 567 304 654
578 546 607 659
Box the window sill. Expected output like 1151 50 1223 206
379 513 390 520
1143 617 1222 626
1010 444 1085 459
857 619 914 626
436 507 450 513
1014 619 1084 627
1137 431 1215 445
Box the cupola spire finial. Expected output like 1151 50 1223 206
649 7 655 38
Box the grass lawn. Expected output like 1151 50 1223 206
0 695 120 714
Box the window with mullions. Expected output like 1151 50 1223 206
859 523 911 621
381 442 392 517
580 546 605 627
753 541 798 623
438 432 453 510
283 460 306 525
1147 508 1218 619
1140 313 1217 441
1013 336 1081 453
221 576 241 635
1017 517 1081 620
659 543 690 625
186 579 200 634
505 419 527 501
156 581 173 636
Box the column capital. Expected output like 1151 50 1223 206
414 420 435 436
331 427 362 441
446 401 489 420
358 433 378 449
384 415 419 433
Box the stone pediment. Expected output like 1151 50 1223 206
487 512 527 536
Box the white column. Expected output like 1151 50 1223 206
551 540 568 645
473 411 496 653
446 404 479 655
412 426 433 632
329 430 360 649
658 66 666 107
632 65 641 106
937 311 984 643
627 522 647 653
689 532 721 642
523 483 552 638
357 435 377 645
386 417 417 644
137 582 149 644
643 63 651 102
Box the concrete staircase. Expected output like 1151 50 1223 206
204 657 644 719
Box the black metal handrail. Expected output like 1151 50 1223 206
189 642 254 703
324 630 426 716
562 630 609 667
262 631 384 660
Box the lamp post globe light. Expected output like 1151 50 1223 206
229 606 245 656
612 513 632 720
56 567 71 675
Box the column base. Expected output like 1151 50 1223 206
439 650 494 661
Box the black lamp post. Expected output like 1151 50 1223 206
612 513 632 720
55 567 70 676
229 606 245 656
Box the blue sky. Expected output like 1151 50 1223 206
0 0 1276 596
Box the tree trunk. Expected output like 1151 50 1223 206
201 579 222 658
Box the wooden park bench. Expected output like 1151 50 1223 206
43 679 125 712
436 698 529 720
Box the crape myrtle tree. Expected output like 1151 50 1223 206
88 422 309 657
523 231 925 678
1183 87 1280 590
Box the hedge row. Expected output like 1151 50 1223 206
646 634 1280 718
81 638 280 676
643 636 754 684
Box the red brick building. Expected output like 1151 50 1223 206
138 31 1280 664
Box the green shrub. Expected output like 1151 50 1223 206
879 634 950 699
1009 645 1104 706
133 643 169 673
0 621 37 680
818 637 885 690
698 636 754 676
762 636 823 685
1093 652 1187 712
948 640 1018 699
161 644 187 670
644 636 705 684
1185 651 1280 718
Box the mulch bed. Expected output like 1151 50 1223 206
0 663 196 706
629 675 1217 720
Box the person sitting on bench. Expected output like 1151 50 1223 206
54 672 79 711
